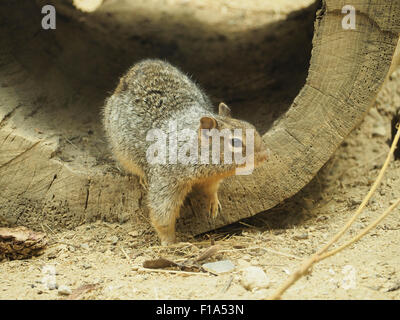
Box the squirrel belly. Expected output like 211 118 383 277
102 59 268 245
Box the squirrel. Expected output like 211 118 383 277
102 59 268 245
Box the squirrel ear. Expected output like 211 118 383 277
200 116 217 130
218 102 231 117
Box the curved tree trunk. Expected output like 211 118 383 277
0 0 399 236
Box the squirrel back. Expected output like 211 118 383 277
103 59 216 170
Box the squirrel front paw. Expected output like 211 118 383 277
208 194 222 219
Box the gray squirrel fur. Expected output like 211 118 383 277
103 59 267 245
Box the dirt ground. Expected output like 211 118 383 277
1 0 400 300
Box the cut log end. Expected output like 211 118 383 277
0 0 399 237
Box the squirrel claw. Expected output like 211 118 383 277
139 176 148 190
209 197 221 219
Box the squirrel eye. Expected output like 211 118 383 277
230 138 242 148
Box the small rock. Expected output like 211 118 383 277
349 198 362 206
282 268 291 275
46 249 58 260
241 266 270 291
58 285 72 296
386 282 400 292
293 233 308 240
372 125 386 137
80 243 90 250
303 198 314 210
109 236 119 245
128 231 140 237
242 254 252 262
82 263 92 270
58 244 68 251
47 282 58 290
202 260 235 275
316 215 328 222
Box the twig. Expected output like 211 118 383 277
195 245 221 262
136 267 210 276
120 246 134 264
65 137 79 149
238 221 258 229
41 223 56 235
318 123 399 255
268 122 400 300
220 246 301 260
319 198 400 260
221 276 233 294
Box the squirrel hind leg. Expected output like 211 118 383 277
114 152 148 189
147 182 191 245
150 213 177 246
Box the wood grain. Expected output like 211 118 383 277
0 0 399 237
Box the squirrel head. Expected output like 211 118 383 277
198 102 268 172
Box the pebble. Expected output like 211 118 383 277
240 266 270 291
129 230 140 237
202 260 235 275
303 198 314 210
386 282 400 292
46 250 58 260
80 243 90 250
350 199 362 206
316 215 328 222
57 285 72 296
241 254 252 262
47 282 58 290
372 125 386 137
82 263 92 270
109 236 119 245
292 233 308 240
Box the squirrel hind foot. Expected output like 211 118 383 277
154 224 177 246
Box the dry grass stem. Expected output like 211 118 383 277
268 122 400 300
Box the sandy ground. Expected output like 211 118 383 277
1 70 399 300
1 0 400 300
